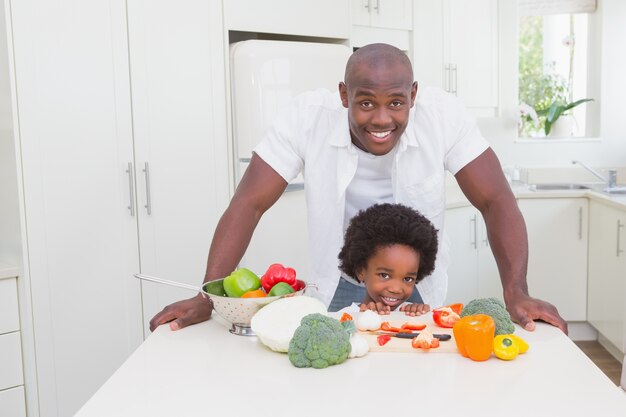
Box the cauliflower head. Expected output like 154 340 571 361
288 313 351 369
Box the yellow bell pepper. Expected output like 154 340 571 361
509 334 529 353
453 314 495 361
493 334 529 361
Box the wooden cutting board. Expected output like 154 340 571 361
358 315 458 353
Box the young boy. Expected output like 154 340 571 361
337 203 438 316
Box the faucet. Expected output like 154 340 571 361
572 160 617 189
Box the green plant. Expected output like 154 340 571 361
539 98 594 136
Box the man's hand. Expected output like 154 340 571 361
505 292 568 334
149 294 213 332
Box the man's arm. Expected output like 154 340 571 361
149 154 288 331
454 148 568 333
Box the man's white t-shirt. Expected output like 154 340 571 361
254 86 489 308
343 145 396 231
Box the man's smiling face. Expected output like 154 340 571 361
339 53 417 156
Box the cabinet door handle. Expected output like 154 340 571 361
364 0 370 11
578 207 583 240
451 63 458 95
374 0 379 13
444 64 450 92
126 162 135 217
470 214 477 249
143 162 152 215
618 220 624 257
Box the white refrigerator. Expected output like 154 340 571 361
229 39 351 279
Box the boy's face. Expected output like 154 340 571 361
339 61 417 156
358 244 419 309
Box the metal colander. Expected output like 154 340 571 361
135 274 308 336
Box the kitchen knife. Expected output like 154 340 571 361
371 332 452 341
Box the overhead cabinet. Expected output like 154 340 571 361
351 0 413 30
351 0 413 51
413 0 499 116
9 0 230 415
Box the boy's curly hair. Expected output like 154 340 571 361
338 203 438 283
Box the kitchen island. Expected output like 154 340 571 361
75 313 626 417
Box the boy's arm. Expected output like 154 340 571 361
454 148 567 334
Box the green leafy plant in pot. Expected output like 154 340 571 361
539 98 593 136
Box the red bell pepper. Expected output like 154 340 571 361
260 263 298 293
432 303 463 328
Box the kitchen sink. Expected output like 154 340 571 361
529 183 591 191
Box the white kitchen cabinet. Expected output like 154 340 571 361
9 0 230 415
588 200 626 356
126 0 230 335
351 0 412 50
352 0 412 30
0 273 25 414
518 198 589 321
413 0 499 116
444 206 499 305
10 1 143 415
0 386 26 417
224 0 350 39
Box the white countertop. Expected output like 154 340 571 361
447 182 626 211
75 313 626 417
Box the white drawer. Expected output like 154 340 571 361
0 332 23 390
0 278 19 334
0 386 26 417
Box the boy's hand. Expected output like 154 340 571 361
359 301 391 315
399 303 431 316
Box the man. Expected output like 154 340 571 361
150 43 567 334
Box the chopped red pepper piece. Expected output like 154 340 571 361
411 330 441 350
377 334 392 346
380 322 404 332
401 322 427 331
339 312 353 322
260 263 298 293
432 303 463 328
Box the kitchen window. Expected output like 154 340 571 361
517 0 599 140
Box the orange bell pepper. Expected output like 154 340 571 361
452 314 495 361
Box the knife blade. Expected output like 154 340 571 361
370 331 452 341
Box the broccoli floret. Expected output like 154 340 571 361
461 297 515 335
288 313 351 369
